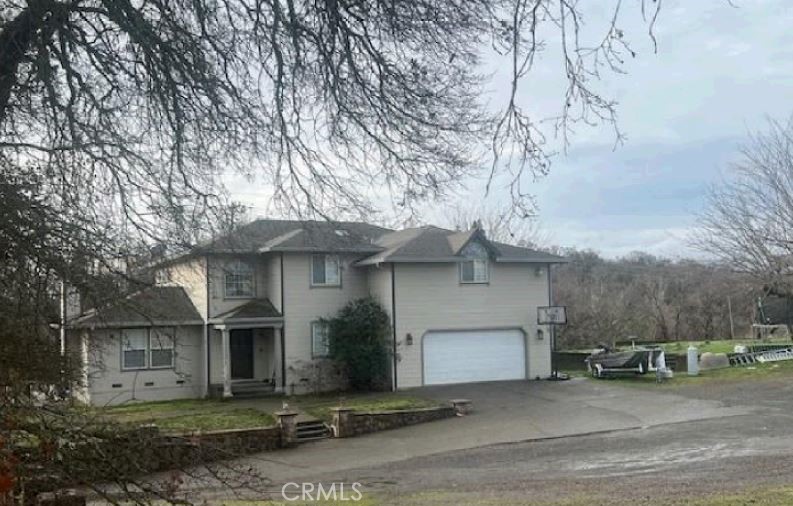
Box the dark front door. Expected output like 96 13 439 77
230 329 254 379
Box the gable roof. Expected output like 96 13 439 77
199 219 391 254
357 225 565 265
159 218 563 267
210 298 282 322
69 286 203 328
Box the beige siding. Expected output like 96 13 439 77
86 326 204 406
282 252 369 392
207 254 270 317
167 257 208 319
367 265 395 386
265 254 283 312
393 262 552 388
367 265 393 315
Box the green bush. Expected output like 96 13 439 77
324 297 392 391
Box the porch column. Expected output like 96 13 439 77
221 328 233 398
273 327 283 392
74 330 91 404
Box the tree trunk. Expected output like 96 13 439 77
0 6 36 124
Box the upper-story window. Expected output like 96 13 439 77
460 242 489 284
311 254 341 286
224 260 254 298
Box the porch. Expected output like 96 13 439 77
208 299 284 398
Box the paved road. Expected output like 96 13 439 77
161 377 777 504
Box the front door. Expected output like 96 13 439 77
230 329 254 379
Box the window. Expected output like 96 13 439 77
121 328 148 370
311 322 330 357
311 254 341 286
224 260 254 297
149 327 175 368
460 242 489 283
120 328 176 370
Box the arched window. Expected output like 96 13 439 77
224 260 254 297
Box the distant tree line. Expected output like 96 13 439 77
553 250 758 350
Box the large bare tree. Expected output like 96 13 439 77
1 1 665 502
1 0 662 231
697 117 793 298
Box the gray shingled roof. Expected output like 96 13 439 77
201 219 391 253
358 225 565 265
211 299 283 321
489 241 568 262
70 287 202 327
162 219 563 266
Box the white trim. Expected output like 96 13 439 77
120 328 149 371
223 259 255 298
208 317 284 330
310 254 342 287
148 327 176 369
459 258 489 284
311 321 330 358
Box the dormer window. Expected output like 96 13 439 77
460 242 489 284
224 260 254 298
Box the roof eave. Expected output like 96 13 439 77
495 257 569 264
67 319 205 329
264 246 384 253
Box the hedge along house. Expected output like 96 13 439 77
67 219 566 405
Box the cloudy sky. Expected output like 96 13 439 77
521 0 793 258
227 1 793 258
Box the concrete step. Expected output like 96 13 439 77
295 420 331 441
231 380 275 397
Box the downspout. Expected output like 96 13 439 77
205 255 211 396
280 252 286 391
391 263 398 391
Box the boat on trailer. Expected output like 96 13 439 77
586 346 668 378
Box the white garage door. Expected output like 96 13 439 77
423 329 526 385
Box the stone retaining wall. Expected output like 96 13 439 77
27 425 285 505
332 406 457 437
173 425 284 461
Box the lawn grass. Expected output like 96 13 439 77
212 486 793 505
581 358 793 388
566 337 793 355
384 487 793 505
101 398 275 432
292 392 441 421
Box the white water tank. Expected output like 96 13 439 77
687 346 699 376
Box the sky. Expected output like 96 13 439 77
225 0 793 259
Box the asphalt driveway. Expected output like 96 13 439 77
166 378 754 497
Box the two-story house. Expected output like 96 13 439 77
68 219 566 405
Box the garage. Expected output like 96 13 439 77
423 329 526 385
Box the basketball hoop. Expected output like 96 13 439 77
538 306 567 325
